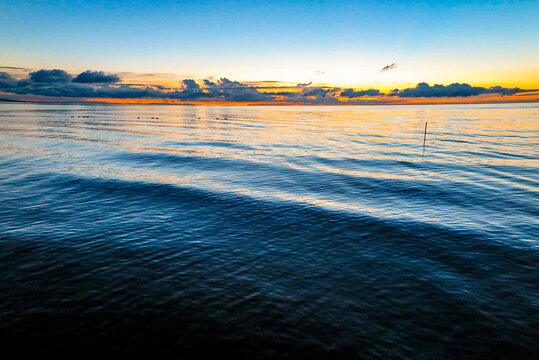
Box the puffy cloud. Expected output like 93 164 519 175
181 79 200 89
213 78 247 89
0 72 18 89
390 82 536 98
194 78 271 102
203 79 217 87
265 86 341 104
379 63 397 73
341 89 381 98
1 69 536 104
29 69 72 83
486 86 532 96
0 70 267 101
73 70 120 83
218 79 269 101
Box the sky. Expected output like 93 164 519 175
1 0 538 104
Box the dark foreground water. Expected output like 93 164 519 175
0 103 537 358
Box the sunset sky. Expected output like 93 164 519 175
1 0 538 104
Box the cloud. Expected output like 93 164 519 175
184 78 271 102
0 66 31 71
389 82 537 98
202 79 217 88
301 87 342 104
341 89 381 98
172 78 272 102
265 86 342 104
73 70 120 83
214 78 270 101
379 63 397 73
486 86 533 96
302 88 332 97
1 69 537 104
214 78 247 89
181 79 200 90
1 70 163 98
29 69 72 83
0 72 18 89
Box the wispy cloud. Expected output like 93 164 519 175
296 81 312 88
379 63 397 73
0 66 32 71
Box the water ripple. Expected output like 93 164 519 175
0 103 538 358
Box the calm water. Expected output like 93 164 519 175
0 103 537 358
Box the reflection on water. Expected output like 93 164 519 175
0 103 538 358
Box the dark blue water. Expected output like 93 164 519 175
0 103 537 358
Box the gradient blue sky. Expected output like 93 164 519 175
1 0 538 101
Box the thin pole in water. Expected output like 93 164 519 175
423 122 428 147
422 122 428 157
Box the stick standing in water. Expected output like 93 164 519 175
422 121 428 157
423 122 428 147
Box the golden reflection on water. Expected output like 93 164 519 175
1 103 538 206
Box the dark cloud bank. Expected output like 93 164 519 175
0 69 536 104
389 82 530 97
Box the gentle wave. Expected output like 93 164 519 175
0 103 538 358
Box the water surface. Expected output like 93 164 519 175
0 103 537 358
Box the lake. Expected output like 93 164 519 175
0 103 537 358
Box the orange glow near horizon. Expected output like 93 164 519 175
86 98 299 106
86 92 539 106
